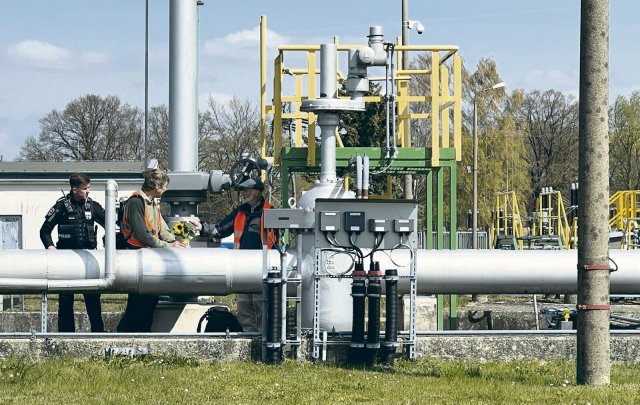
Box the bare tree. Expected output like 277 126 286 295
19 94 143 161
197 96 263 221
514 90 579 212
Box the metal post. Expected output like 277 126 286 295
577 0 610 386
144 0 149 166
401 0 413 200
472 99 478 249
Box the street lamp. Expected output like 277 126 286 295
472 82 505 249
401 0 424 199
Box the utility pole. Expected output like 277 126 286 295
144 0 149 166
576 0 610 386
401 0 413 200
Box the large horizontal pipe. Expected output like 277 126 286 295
0 249 637 295
0 249 285 295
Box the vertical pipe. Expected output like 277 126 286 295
356 155 363 199
577 0 610 386
105 180 117 280
401 0 414 198
363 156 370 199
169 0 199 172
320 44 337 98
317 44 338 183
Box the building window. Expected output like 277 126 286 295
0 216 22 249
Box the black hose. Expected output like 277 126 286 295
349 262 367 365
380 268 399 366
366 261 382 367
265 269 282 364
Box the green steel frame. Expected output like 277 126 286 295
280 146 458 330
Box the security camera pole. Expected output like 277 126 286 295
576 0 610 386
401 0 413 200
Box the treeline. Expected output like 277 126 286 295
18 57 640 228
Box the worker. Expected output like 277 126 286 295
40 173 105 333
116 168 187 332
198 177 275 332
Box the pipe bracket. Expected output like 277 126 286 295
576 304 610 310
578 264 611 271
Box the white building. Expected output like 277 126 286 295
0 161 145 250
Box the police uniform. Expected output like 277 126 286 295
40 194 106 332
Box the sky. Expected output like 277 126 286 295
0 1 638 161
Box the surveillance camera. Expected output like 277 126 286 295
416 22 424 34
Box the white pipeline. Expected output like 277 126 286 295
0 249 638 295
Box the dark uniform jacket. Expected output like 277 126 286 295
204 198 269 250
40 194 106 249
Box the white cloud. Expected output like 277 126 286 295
203 26 290 59
6 40 109 69
7 40 70 66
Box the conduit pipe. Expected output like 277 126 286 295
0 249 639 295
356 155 363 198
362 155 370 199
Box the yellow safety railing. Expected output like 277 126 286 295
532 190 571 249
609 190 640 231
259 16 462 168
490 191 524 249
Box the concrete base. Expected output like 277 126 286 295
0 336 256 361
0 332 638 363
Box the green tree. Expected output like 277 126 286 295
609 91 640 191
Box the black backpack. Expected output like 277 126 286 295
197 306 243 333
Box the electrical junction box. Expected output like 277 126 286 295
263 208 305 229
314 199 417 250
344 211 365 233
369 219 390 233
394 219 414 234
319 211 340 232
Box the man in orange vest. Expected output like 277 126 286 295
200 177 275 331
117 169 187 332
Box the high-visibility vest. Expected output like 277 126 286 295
233 201 275 249
122 191 161 248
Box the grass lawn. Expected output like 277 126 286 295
0 357 638 404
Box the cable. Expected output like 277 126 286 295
348 232 364 263
362 233 385 260
380 235 414 268
321 250 357 277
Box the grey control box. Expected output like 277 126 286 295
263 208 305 229
319 211 340 232
393 219 414 234
369 218 390 233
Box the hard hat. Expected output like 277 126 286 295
237 177 264 192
